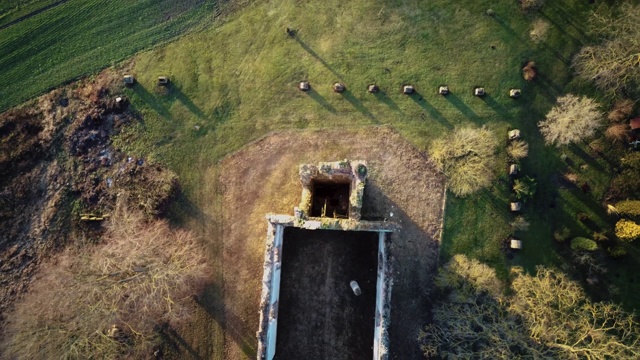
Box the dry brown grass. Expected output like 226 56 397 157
0 199 210 359
607 99 635 123
605 123 630 143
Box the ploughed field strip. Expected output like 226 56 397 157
275 228 378 360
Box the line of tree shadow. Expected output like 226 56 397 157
340 89 376 121
130 83 173 122
568 143 606 173
360 179 440 360
373 89 402 113
492 13 571 66
294 35 344 80
158 323 204 359
171 85 207 119
407 91 452 129
163 193 257 358
445 92 483 124
307 87 337 113
528 74 562 104
196 284 258 357
482 94 511 119
537 10 586 47
542 2 592 42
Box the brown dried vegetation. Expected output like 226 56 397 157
607 99 635 123
0 69 177 322
522 61 537 81
605 123 630 143
0 202 210 359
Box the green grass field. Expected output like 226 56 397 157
0 0 58 28
118 0 623 267
0 0 219 112
3 0 640 357
122 0 640 311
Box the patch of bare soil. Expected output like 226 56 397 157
275 228 378 360
0 68 177 323
212 126 446 359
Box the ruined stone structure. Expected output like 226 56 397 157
256 160 394 360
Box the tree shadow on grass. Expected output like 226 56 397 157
539 5 589 45
407 91 452 129
341 89 376 122
130 83 173 122
535 72 564 96
445 92 483 124
294 35 344 80
163 195 240 358
307 88 336 113
373 89 402 114
481 94 509 118
568 143 606 173
491 14 571 66
195 284 257 358
171 85 207 120
159 324 204 360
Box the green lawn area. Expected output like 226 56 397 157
119 0 627 274
113 0 640 314
0 0 59 28
0 0 219 112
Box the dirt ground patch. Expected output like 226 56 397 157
212 126 446 359
275 228 378 359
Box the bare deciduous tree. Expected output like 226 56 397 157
538 94 603 147
510 267 640 359
429 127 499 197
420 256 640 359
0 201 210 359
419 255 551 358
573 4 640 95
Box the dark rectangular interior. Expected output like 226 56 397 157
275 228 378 360
310 180 350 218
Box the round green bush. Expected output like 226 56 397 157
571 237 598 251
608 245 627 258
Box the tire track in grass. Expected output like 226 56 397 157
0 0 67 30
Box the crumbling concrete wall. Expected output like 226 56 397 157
257 160 392 360
298 159 367 220
256 221 283 359
256 216 393 360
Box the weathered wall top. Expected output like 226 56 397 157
298 159 367 221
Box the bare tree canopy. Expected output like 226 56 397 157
0 203 210 359
429 127 499 197
573 3 640 95
420 255 640 359
510 267 640 359
538 94 603 147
